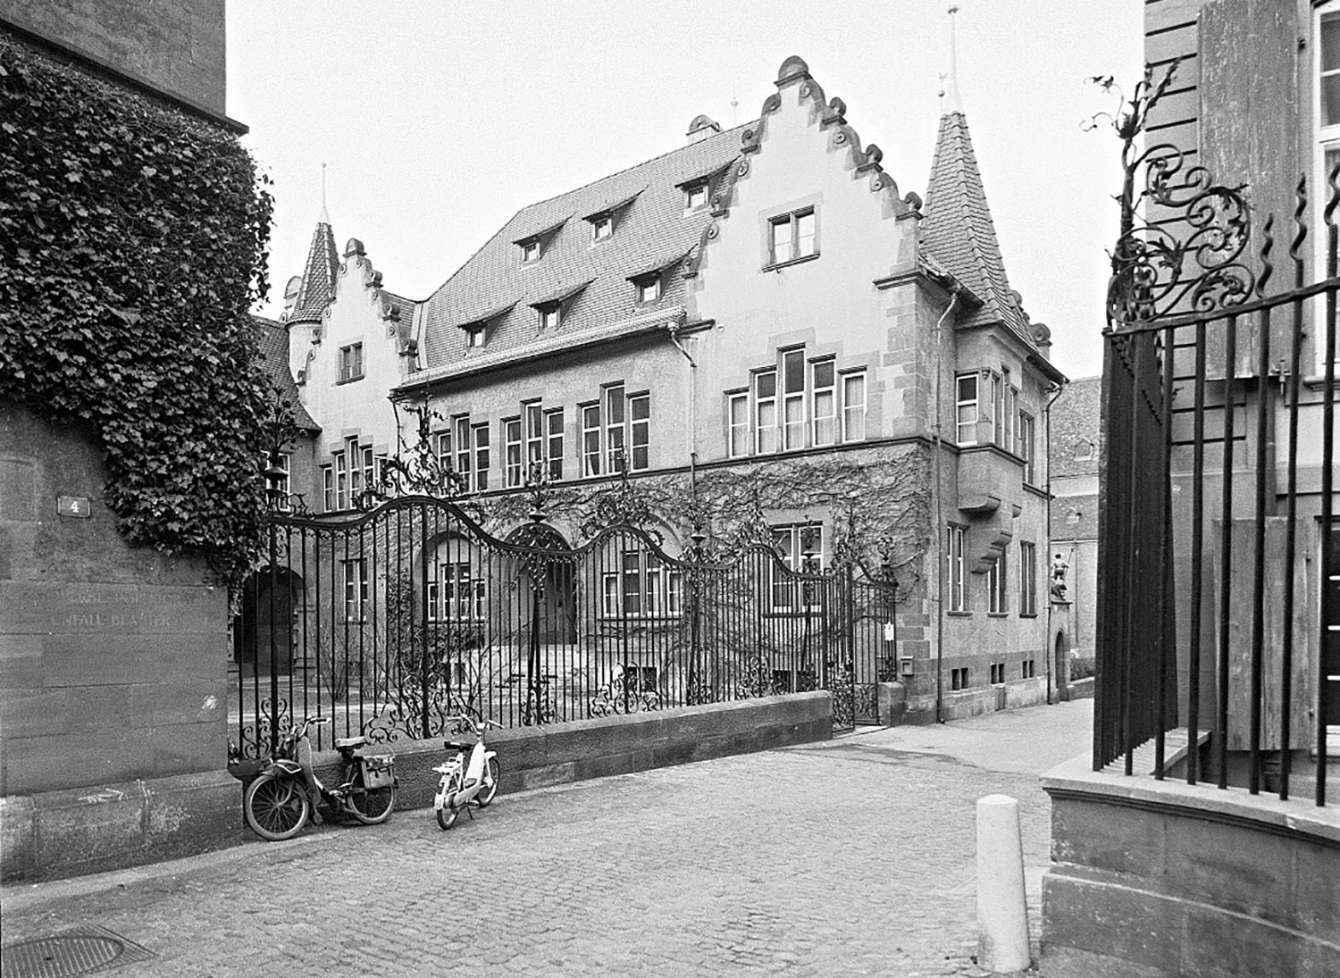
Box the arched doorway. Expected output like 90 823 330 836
232 567 305 675
507 523 577 645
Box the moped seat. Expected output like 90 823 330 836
334 736 366 749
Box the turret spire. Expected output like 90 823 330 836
940 5 963 116
319 162 329 225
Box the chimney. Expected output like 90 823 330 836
686 114 721 144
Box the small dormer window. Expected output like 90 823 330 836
539 303 562 330
635 275 662 304
521 238 541 263
591 213 613 242
466 326 486 349
684 180 708 213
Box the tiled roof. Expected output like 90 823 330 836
921 111 1034 345
291 221 340 322
1050 375 1101 478
252 315 320 432
419 124 751 370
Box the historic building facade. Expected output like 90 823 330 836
276 57 1065 721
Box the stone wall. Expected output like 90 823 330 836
0 0 226 114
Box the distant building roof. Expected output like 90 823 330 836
252 315 319 432
418 123 751 370
1050 375 1101 478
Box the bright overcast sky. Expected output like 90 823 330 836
225 0 1143 380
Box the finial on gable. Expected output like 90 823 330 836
776 55 810 88
344 237 365 258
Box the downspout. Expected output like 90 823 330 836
932 287 959 725
1043 381 1066 705
668 323 697 483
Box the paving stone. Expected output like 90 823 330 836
0 701 1092 977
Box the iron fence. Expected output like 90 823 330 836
231 494 893 758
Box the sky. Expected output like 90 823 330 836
225 0 1144 381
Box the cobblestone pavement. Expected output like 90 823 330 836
1 701 1092 977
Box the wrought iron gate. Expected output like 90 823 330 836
231 490 889 758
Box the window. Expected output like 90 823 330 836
538 303 561 330
436 432 451 472
334 451 349 510
1317 5 1340 369
466 326 486 349
338 342 364 382
443 563 486 620
755 370 777 454
781 349 805 450
1020 542 1037 617
768 208 816 265
1019 412 1036 484
342 558 367 622
545 409 564 480
990 662 1005 685
684 180 708 212
727 392 749 458
454 416 471 486
811 360 836 446
1022 659 1036 679
947 524 966 612
842 371 867 442
629 394 650 471
322 465 334 512
1001 380 1016 453
361 446 375 497
635 275 662 304
605 385 626 472
951 667 968 691
582 403 601 476
600 551 682 617
471 423 490 491
504 418 523 487
525 402 544 473
955 374 979 446
591 212 613 241
770 523 824 612
988 550 1007 614
521 237 541 263
375 454 390 493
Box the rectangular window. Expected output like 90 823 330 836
841 370 867 442
781 349 805 450
472 423 490 491
602 572 619 617
770 523 824 612
951 667 968 691
361 446 374 498
1022 659 1036 679
521 238 541 263
988 550 1008 615
426 568 440 622
768 208 817 265
1020 541 1037 617
334 451 348 510
947 525 966 612
525 402 544 474
582 403 601 477
504 418 523 487
435 432 451 471
991 373 1004 446
1019 412 1036 484
539 304 561 330
990 663 1005 685
955 374 979 446
346 437 362 499
444 562 486 620
636 276 661 304
454 416 471 485
1001 384 1017 452
755 370 777 454
629 393 649 471
605 385 626 472
338 342 364 382
546 408 564 480
811 360 836 446
727 392 749 458
621 551 642 616
592 213 613 241
322 465 334 512
342 558 367 622
466 326 486 349
684 181 708 212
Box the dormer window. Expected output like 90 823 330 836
683 180 708 213
521 238 542 263
465 326 486 349
538 303 562 330
635 274 662 304
591 212 613 242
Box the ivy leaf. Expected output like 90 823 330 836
140 165 156 178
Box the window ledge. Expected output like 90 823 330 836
336 375 365 386
987 612 1010 619
763 252 820 273
946 611 973 618
1019 613 1039 619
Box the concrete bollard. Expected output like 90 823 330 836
975 793 1031 974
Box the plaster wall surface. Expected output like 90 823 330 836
0 0 226 113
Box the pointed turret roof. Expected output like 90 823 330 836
290 218 340 322
921 110 1032 344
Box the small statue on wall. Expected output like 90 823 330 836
1050 552 1070 601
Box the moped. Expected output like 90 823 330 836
433 713 501 830
240 715 398 841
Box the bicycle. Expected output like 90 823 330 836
433 713 501 830
242 716 398 841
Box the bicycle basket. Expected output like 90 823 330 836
360 755 396 789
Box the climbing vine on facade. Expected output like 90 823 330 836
0 35 274 586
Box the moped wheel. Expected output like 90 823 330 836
475 757 500 808
348 768 397 825
244 773 309 841
436 774 461 830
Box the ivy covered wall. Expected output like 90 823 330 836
0 32 274 585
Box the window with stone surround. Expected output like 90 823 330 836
338 342 364 383
988 548 1008 615
1019 541 1038 617
767 208 817 266
769 522 824 613
727 391 749 458
842 370 867 442
504 417 523 487
947 524 967 612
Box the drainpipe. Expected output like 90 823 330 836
668 322 697 484
1043 381 1066 705
932 287 959 725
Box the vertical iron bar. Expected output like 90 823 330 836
1155 325 1175 778
1217 315 1237 789
1122 346 1139 776
267 521 279 756
1249 305 1272 793
1318 247 1337 807
1188 321 1207 784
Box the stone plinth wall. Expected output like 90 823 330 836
1 405 231 877
1041 754 1340 978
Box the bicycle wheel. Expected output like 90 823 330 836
436 773 461 830
348 767 397 825
475 756 500 808
244 773 309 841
